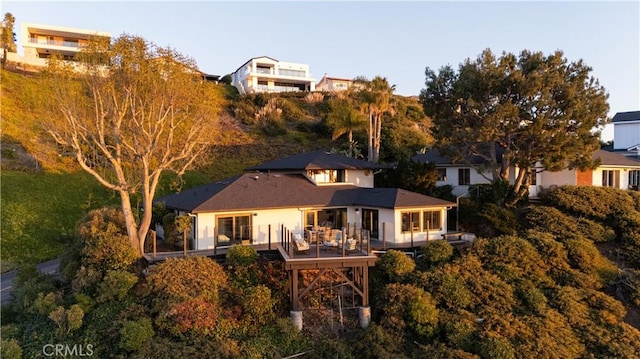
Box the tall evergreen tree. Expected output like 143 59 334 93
420 49 609 205
1 12 16 69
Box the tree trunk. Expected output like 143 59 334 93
348 130 354 157
368 111 374 162
136 193 154 256
505 167 529 206
119 191 141 256
374 112 382 163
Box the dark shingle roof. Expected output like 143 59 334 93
612 111 640 123
245 151 387 172
412 148 489 166
158 173 454 213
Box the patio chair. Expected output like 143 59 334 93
293 233 309 254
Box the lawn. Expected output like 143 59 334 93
1 170 118 270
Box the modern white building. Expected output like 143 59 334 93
6 22 111 72
231 56 316 94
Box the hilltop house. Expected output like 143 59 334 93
231 56 316 94
5 22 111 73
413 148 640 197
316 74 354 92
158 151 455 250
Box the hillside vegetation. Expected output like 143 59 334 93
2 187 639 358
0 69 433 267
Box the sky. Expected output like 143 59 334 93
3 1 639 141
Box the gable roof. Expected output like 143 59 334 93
594 149 640 167
232 56 280 75
245 151 388 172
158 173 454 213
612 111 640 123
412 148 490 166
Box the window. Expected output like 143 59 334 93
437 168 447 181
602 170 620 188
529 168 537 185
423 210 442 231
217 214 252 243
458 169 470 185
630 170 640 188
401 212 420 232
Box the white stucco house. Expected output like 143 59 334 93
158 151 455 250
414 148 640 198
230 56 316 95
316 74 354 92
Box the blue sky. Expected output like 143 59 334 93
3 1 639 140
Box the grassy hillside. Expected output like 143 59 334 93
0 69 433 270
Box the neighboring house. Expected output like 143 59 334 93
414 148 640 198
6 22 111 72
158 151 455 250
611 111 640 157
231 56 316 94
316 74 354 92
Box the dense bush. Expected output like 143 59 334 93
542 185 635 220
419 240 454 269
379 283 439 339
119 318 154 352
377 250 415 282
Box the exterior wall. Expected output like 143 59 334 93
593 167 633 189
393 207 449 244
540 169 577 188
613 122 640 150
378 209 396 243
21 23 110 61
194 208 302 250
437 166 491 196
576 169 593 186
345 169 374 188
316 77 353 92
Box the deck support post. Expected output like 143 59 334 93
290 310 303 331
358 306 371 328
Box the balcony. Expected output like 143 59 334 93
28 37 83 48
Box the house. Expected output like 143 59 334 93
316 74 354 92
158 151 455 250
6 22 111 72
611 111 640 157
413 148 640 197
231 56 316 94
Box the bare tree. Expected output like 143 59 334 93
46 34 221 256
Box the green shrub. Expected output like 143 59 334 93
379 283 439 338
377 250 415 282
77 207 137 272
524 206 580 241
478 334 516 359
96 270 139 303
120 318 154 352
542 186 635 220
0 339 22 359
564 238 618 284
419 240 454 268
576 217 616 242
226 245 258 267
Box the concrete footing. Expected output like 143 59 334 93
290 310 303 331
359 306 371 328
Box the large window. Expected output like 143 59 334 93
401 212 421 232
458 169 471 185
423 210 442 231
308 169 346 184
437 168 447 181
602 170 620 188
217 214 252 243
630 170 640 189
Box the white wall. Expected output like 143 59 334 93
613 122 640 150
438 166 492 196
539 169 577 188
345 169 374 188
392 207 449 244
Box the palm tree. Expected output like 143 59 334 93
326 96 366 158
354 76 396 162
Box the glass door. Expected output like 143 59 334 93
362 209 379 239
